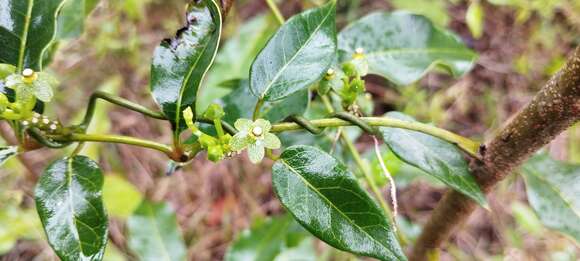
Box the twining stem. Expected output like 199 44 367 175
52 133 173 156
265 0 285 25
79 91 166 130
271 117 480 157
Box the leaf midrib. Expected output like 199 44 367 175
279 158 396 257
256 2 335 100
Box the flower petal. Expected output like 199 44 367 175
33 81 53 102
234 118 253 131
263 133 281 149
253 119 271 133
230 132 250 152
5 74 23 88
247 143 265 164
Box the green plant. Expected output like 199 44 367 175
0 0 578 260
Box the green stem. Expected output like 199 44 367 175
79 91 166 130
265 0 285 25
271 117 480 157
52 133 173 156
253 99 264 121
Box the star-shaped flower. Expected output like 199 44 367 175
5 69 57 103
230 119 281 163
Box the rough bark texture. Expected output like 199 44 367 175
410 47 580 260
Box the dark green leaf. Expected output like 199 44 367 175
380 112 487 206
521 154 580 242
218 79 309 124
338 12 477 85
272 145 406 261
198 14 278 112
127 201 187 261
57 0 100 39
150 0 222 135
35 156 108 261
225 215 293 261
250 1 337 101
0 0 67 70
0 146 18 166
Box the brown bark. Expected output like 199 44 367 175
410 47 580 260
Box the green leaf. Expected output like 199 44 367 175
225 215 293 261
218 79 309 124
102 174 143 218
466 1 485 39
0 0 67 71
272 145 406 261
379 112 487 206
150 0 222 135
127 201 187 261
250 0 337 101
390 0 450 27
0 146 18 166
521 154 580 242
35 156 108 261
338 12 477 86
57 0 100 39
198 14 279 112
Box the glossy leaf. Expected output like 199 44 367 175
250 1 337 101
521 154 580 242
150 0 222 135
57 0 100 39
0 146 18 166
35 156 108 261
218 79 309 124
127 201 187 261
198 14 278 112
225 215 293 261
272 145 406 261
102 174 143 218
0 0 67 70
380 112 487 206
338 12 477 85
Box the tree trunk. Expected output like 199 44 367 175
410 46 580 260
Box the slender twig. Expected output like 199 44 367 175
265 0 285 25
51 133 173 156
271 117 480 157
79 91 166 130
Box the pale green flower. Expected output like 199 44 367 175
230 118 281 163
5 69 57 103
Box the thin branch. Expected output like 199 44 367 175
271 117 480 157
410 47 580 260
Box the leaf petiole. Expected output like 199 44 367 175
78 91 166 130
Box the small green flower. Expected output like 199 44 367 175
5 69 58 103
230 118 281 163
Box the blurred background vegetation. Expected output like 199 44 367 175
1 0 579 260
